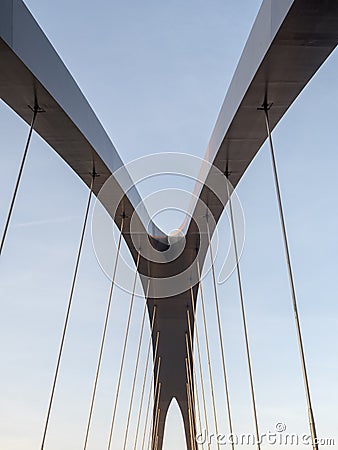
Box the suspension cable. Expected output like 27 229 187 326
185 358 197 450
0 106 39 256
83 217 124 449
133 306 157 450
189 287 210 448
226 174 261 450
107 250 140 449
141 349 161 450
153 406 161 450
206 222 235 450
186 309 204 450
263 106 318 450
186 377 195 450
197 260 220 450
40 171 96 450
185 332 200 448
154 433 159 450
122 280 152 450
149 383 162 450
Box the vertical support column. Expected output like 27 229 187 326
147 292 197 450
178 397 196 450
151 399 171 450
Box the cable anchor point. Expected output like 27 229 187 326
257 101 273 112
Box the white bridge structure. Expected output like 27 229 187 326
0 1 337 449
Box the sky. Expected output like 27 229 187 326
0 0 337 449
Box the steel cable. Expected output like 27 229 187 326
107 251 141 449
226 175 261 450
83 217 124 449
206 222 235 450
0 106 39 256
264 106 318 450
40 171 96 450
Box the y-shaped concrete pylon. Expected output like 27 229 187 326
1 0 338 448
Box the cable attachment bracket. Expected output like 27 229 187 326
257 101 273 112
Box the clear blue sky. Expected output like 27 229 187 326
0 1 337 449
